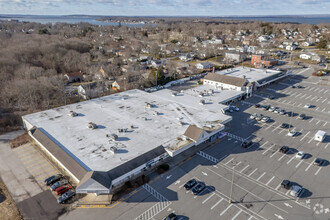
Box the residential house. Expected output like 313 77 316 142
286 45 297 51
311 54 326 63
78 82 108 99
258 35 270 42
179 53 193 62
195 62 213 70
225 52 247 62
299 53 312 60
302 42 313 47
64 71 85 83
151 60 166 68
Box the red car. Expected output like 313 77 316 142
55 184 72 195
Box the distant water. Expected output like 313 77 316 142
0 14 329 25
221 16 330 24
0 15 148 27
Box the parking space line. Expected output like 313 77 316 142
287 155 295 164
202 193 215 204
316 142 320 146
266 176 275 186
325 90 329 94
315 107 319 111
311 96 317 101
262 144 275 155
308 136 314 144
248 168 258 177
295 160 303 168
231 210 242 220
218 154 228 162
300 131 310 141
278 129 285 134
305 161 314 171
240 165 249 173
297 103 302 107
300 94 306 99
322 108 326 112
234 161 241 167
309 118 314 123
278 153 286 161
211 198 223 210
275 184 281 190
256 172 266 181
225 158 234 165
265 122 275 131
325 143 329 149
220 204 233 216
272 124 281 132
315 167 322 175
322 98 327 103
319 88 324 93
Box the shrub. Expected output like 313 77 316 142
124 181 132 188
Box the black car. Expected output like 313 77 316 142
184 179 197 190
254 104 261 108
164 213 177 220
281 180 292 189
286 111 294 117
50 179 68 191
192 182 206 195
291 85 296 88
279 146 289 153
57 190 75 204
314 158 325 166
297 114 306 120
269 96 275 100
297 85 303 88
241 140 252 148
280 123 290 129
263 105 270 110
44 174 63 186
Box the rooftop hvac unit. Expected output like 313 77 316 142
88 122 97 129
110 146 117 154
145 102 153 108
200 99 205 105
153 111 159 116
199 92 204 97
69 111 78 117
178 121 185 126
108 134 118 141
118 128 128 133
209 89 214 94
172 92 177 96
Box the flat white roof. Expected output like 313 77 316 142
214 66 282 84
23 89 232 172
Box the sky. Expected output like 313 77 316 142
0 0 329 16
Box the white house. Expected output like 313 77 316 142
302 42 313 47
299 54 312 60
286 45 297 51
196 62 213 70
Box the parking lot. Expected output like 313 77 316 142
13 143 60 191
60 67 330 220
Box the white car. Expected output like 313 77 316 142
250 113 258 119
261 116 270 123
287 129 297 137
231 106 239 112
268 107 276 112
296 151 305 159
290 185 304 197
304 104 311 108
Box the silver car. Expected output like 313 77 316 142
290 185 304 197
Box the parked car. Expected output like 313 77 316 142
164 213 177 220
241 140 252 148
290 185 304 197
262 105 270 110
44 174 63 186
291 85 296 88
254 104 261 108
297 85 303 88
192 182 206 195
279 110 286 115
297 114 306 120
57 190 75 204
314 158 325 166
255 115 263 121
287 129 297 137
286 111 294 117
281 180 292 189
269 96 275 100
268 106 276 112
261 116 270 123
296 151 305 159
230 106 239 112
55 184 72 195
304 103 311 108
250 113 258 119
50 179 69 191
184 179 197 190
274 108 281 114
280 123 290 129
279 146 289 153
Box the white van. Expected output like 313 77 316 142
314 130 326 142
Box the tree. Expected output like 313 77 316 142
316 39 327 49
